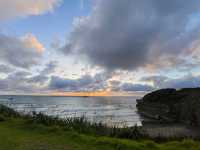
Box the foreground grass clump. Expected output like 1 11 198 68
0 104 200 150
0 104 20 118
28 112 146 139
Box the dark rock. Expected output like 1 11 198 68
137 88 200 127
142 88 177 103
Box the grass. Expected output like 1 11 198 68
0 105 146 140
0 105 200 150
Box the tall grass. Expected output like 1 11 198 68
0 104 199 142
0 104 147 140
0 104 20 118
28 112 147 139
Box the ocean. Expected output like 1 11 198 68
0 96 142 127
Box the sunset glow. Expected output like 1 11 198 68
0 0 200 95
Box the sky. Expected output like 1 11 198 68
0 0 200 95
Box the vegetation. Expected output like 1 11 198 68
0 104 147 140
0 104 200 149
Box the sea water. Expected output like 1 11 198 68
0 96 142 127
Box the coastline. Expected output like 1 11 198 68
0 102 200 149
137 88 200 139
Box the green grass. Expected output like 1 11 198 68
0 105 146 140
0 105 200 150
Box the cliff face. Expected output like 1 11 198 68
137 88 200 126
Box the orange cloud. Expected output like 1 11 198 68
0 0 62 21
21 33 45 54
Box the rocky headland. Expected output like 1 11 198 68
137 88 200 138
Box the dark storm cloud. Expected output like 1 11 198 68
62 0 200 70
0 33 44 69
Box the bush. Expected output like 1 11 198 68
0 115 5 122
0 105 20 118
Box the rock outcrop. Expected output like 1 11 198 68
137 88 200 126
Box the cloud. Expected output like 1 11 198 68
49 74 105 92
0 71 108 93
0 71 31 92
0 64 14 73
40 61 58 75
1 60 60 93
26 61 58 86
62 0 200 71
49 75 89 91
3 69 199 93
120 83 154 92
21 33 45 54
109 80 154 92
48 70 157 92
141 75 169 88
0 33 44 68
0 0 61 21
27 75 49 85
0 60 61 93
111 74 200 92
141 75 200 89
0 70 49 93
48 69 116 92
162 75 200 89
